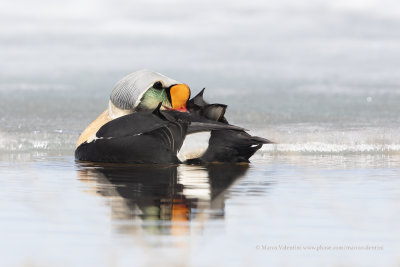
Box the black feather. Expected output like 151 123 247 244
187 88 207 107
76 108 249 164
185 89 273 164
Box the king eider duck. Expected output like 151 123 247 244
75 70 272 164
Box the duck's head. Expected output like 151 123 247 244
109 69 190 118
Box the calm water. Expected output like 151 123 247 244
1 0 400 266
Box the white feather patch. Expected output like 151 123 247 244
178 132 210 162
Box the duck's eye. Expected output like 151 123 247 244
153 81 163 90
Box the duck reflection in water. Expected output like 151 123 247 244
77 163 249 235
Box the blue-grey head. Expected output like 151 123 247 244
109 69 190 115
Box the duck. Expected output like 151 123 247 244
75 69 271 164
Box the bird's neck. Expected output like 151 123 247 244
108 100 134 119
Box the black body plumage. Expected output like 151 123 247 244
75 104 248 164
75 106 186 164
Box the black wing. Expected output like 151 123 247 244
96 109 169 139
162 110 246 134
76 105 188 164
